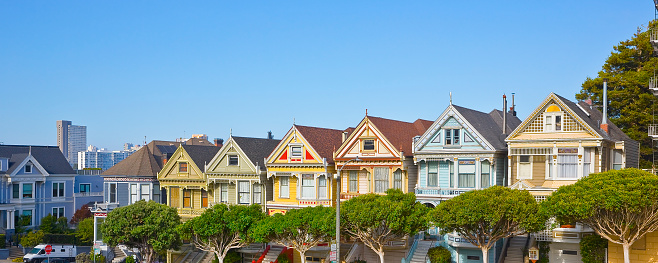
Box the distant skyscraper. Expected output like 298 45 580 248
56 120 87 167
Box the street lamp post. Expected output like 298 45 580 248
335 157 361 263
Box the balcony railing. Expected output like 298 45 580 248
415 187 470 197
652 29 658 52
651 77 658 96
650 124 658 138
74 192 104 197
446 233 478 248
177 207 206 216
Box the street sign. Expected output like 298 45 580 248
45 245 52 254
329 251 337 261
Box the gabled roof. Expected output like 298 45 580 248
294 125 344 163
0 145 74 175
366 116 433 155
102 139 214 177
231 136 281 169
554 94 633 142
181 145 221 169
451 105 521 150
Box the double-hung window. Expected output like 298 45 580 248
12 184 19 199
458 160 475 188
291 146 302 158
53 182 64 198
183 189 192 208
363 139 375 151
140 184 150 201
109 183 117 203
556 149 578 179
280 177 290 198
301 174 315 199
220 183 228 203
238 181 250 204
428 162 438 187
445 129 460 145
374 167 389 193
349 171 358 192
52 207 64 218
318 176 327 199
518 156 532 179
612 150 623 170
228 155 239 166
253 184 262 204
179 162 188 173
24 164 32 173
79 184 91 193
23 183 33 198
201 189 208 208
393 170 403 189
481 161 491 188
544 113 562 132
130 184 138 204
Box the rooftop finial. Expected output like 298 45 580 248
28 146 32 155
230 128 233 137
366 109 368 116
293 117 296 125
450 92 453 105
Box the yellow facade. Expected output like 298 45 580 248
266 126 339 215
608 231 658 263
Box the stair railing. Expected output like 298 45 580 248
254 245 271 263
343 242 360 263
401 234 420 263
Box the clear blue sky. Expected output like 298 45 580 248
0 1 653 150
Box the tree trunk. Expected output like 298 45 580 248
378 250 385 263
481 247 489 263
623 243 631 263
300 250 306 263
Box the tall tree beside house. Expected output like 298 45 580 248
541 168 658 263
251 206 335 263
341 189 429 263
178 203 264 263
430 186 546 263
101 200 182 263
576 20 658 168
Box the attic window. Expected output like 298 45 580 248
229 155 239 166
179 162 188 173
291 146 302 157
24 164 32 173
363 139 375 151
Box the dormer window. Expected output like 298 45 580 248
363 139 375 151
228 155 239 166
24 164 32 173
179 162 188 173
545 114 562 132
291 146 302 158
445 129 460 145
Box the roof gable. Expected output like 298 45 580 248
507 93 600 141
10 154 49 177
0 145 74 175
157 145 216 181
207 136 279 174
266 125 334 165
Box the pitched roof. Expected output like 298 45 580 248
102 139 213 177
554 94 634 143
450 105 521 150
0 145 74 174
181 145 221 169
295 125 345 163
231 136 281 170
367 116 433 155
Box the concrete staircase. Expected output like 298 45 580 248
503 236 527 263
182 250 208 263
111 246 127 263
409 241 434 263
8 246 23 261
260 246 283 263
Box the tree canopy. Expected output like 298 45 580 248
431 186 546 263
576 20 658 168
251 206 335 263
178 203 264 263
541 168 658 263
341 189 429 263
101 200 181 263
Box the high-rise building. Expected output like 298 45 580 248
78 149 135 171
56 120 87 167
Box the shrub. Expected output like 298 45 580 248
125 255 136 263
76 252 91 263
276 253 290 263
11 257 22 262
427 246 451 263
580 235 607 263
89 252 105 263
0 234 6 249
20 230 45 248
44 234 76 245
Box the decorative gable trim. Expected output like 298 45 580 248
413 105 495 153
205 137 258 173
266 126 325 166
506 93 601 141
156 146 205 181
509 180 536 190
10 154 49 177
334 117 400 159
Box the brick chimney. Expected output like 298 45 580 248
214 138 224 147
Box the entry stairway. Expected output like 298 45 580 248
408 241 434 263
259 246 284 263
502 236 528 263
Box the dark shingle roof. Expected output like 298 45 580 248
0 145 74 174
231 136 281 170
102 140 181 177
554 94 633 142
181 145 221 169
295 125 345 163
367 116 433 156
450 105 521 150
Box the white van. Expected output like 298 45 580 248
23 244 76 263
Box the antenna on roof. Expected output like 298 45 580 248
144 136 147 145
450 92 453 105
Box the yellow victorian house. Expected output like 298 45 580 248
205 136 280 207
506 93 639 262
265 125 343 215
157 144 220 219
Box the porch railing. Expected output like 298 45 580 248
649 124 658 138
415 187 470 197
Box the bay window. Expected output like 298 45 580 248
458 160 475 188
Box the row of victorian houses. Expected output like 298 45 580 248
87 92 639 263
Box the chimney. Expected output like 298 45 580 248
267 131 274 140
163 158 168 166
503 94 508 134
342 131 348 142
601 78 609 133
511 93 517 116
214 138 224 147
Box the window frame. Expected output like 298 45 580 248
109 183 117 203
52 207 65 218
12 184 19 199
220 183 228 203
517 155 533 180
374 167 389 193
290 146 302 158
348 171 358 193
362 139 375 151
201 189 208 208
544 112 563 132
444 129 461 145
318 175 327 199
140 184 150 201
280 176 290 198
24 164 32 173
228 155 239 166
130 184 138 204
52 182 65 198
253 183 262 204
182 189 192 208
22 183 34 199
179 162 188 173
79 183 91 193
238 181 251 204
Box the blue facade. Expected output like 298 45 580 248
74 174 104 211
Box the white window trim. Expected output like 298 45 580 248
52 181 65 198
299 174 316 200
444 128 461 146
24 164 32 173
362 139 376 151
517 156 533 180
237 181 251 204
544 112 563 132
22 183 34 199
108 182 118 203
140 184 151 201
228 155 239 166
52 207 65 218
290 145 303 158
130 183 139 204
79 183 91 193
280 176 290 198
317 175 328 199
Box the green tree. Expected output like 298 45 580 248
75 217 94 245
541 168 658 263
430 186 546 263
251 206 335 263
20 230 44 248
178 203 264 263
576 21 658 168
341 189 429 263
101 200 181 263
39 215 70 234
